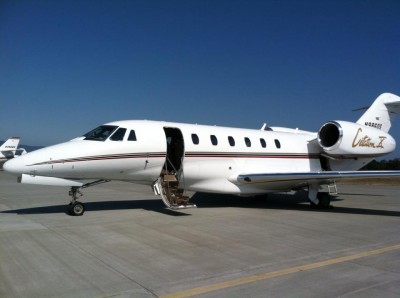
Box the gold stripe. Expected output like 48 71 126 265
161 244 400 298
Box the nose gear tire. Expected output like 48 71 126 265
68 202 85 216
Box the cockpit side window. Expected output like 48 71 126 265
110 128 127 141
83 125 118 141
128 130 137 141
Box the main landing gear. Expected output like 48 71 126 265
308 184 332 209
309 192 332 208
66 180 110 216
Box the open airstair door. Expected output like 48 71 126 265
153 127 196 209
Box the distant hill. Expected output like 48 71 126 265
0 140 43 153
19 144 44 152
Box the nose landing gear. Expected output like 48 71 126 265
67 187 85 216
66 180 110 216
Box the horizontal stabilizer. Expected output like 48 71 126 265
18 174 83 187
1 150 15 159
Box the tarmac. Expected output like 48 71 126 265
0 170 400 298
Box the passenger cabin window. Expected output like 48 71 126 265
128 130 137 141
110 128 127 141
244 137 251 147
83 125 118 141
192 134 199 145
274 139 281 149
228 136 235 147
210 135 218 146
260 138 266 148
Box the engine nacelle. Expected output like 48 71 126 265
317 120 396 157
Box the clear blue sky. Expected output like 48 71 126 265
1 0 400 157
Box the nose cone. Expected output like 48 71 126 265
3 157 25 175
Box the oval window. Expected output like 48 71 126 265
192 134 199 145
244 137 251 147
228 136 235 146
210 135 218 146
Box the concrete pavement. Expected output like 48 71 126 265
1 170 399 297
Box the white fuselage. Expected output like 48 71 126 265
5 120 325 194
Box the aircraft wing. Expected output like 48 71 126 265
232 171 400 189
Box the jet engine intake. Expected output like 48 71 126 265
317 121 395 157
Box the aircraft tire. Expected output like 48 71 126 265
68 202 85 216
317 192 331 208
309 193 331 209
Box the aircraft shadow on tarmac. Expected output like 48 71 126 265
191 192 400 218
2 191 400 217
1 200 190 216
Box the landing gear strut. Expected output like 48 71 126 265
66 180 110 216
68 187 85 216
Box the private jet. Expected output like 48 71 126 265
4 93 400 215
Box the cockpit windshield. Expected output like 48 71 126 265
83 125 118 141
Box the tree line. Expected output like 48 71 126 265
362 159 400 170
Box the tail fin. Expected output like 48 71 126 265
0 137 20 150
356 93 400 132
0 137 20 158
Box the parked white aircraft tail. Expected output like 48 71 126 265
4 93 400 215
0 137 21 167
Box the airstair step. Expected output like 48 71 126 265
163 174 177 182
174 188 184 194
170 203 197 210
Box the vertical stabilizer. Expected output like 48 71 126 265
0 137 20 151
0 137 20 160
357 93 400 133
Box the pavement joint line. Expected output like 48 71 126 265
47 227 159 298
160 244 400 298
